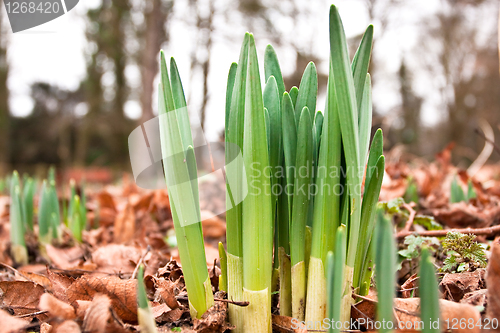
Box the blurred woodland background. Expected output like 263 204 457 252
0 0 499 179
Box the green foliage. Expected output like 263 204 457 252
379 197 442 232
467 180 476 200
399 235 440 261
419 248 440 333
159 51 213 319
326 226 346 333
404 178 419 204
413 215 442 231
450 175 466 203
378 197 405 215
22 177 35 232
374 213 396 333
441 232 487 273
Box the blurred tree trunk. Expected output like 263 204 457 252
139 0 172 123
191 0 215 132
398 60 422 154
75 51 104 166
0 11 10 172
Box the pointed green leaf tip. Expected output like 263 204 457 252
420 248 441 333
137 265 149 309
242 33 273 292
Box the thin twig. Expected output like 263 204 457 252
396 224 500 240
131 245 151 279
16 310 48 318
475 128 500 156
402 203 417 233
214 298 249 307
352 293 377 303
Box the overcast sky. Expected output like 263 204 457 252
2 0 495 141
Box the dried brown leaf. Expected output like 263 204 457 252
66 274 137 322
55 320 81 333
154 277 180 309
39 293 76 320
45 245 85 270
200 211 226 238
40 322 53 333
46 268 75 302
114 202 136 243
486 241 500 331
192 292 230 333
97 191 117 212
0 310 29 333
82 294 111 333
0 281 45 316
271 314 307 333
91 244 141 274
440 269 485 302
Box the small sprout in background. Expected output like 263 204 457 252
10 182 28 265
404 177 419 205
69 195 83 243
48 180 61 241
398 235 440 272
218 242 228 293
38 180 53 245
450 175 466 203
441 231 487 273
22 177 35 232
39 179 62 246
420 248 441 333
467 180 477 200
137 265 157 333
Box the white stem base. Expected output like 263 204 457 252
138 307 158 333
228 253 244 333
11 244 28 265
242 287 271 333
340 265 354 324
291 261 306 320
305 257 326 326
188 276 214 319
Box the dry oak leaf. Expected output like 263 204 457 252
431 201 500 229
45 245 85 270
0 281 45 317
66 274 137 322
82 294 111 333
394 298 481 333
351 297 480 333
46 268 75 302
39 293 76 320
193 291 231 333
55 320 81 333
271 314 307 333
440 269 485 302
0 310 29 333
486 241 500 332
97 191 117 212
40 322 53 333
200 210 226 238
91 244 141 274
154 277 180 309
114 202 136 244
